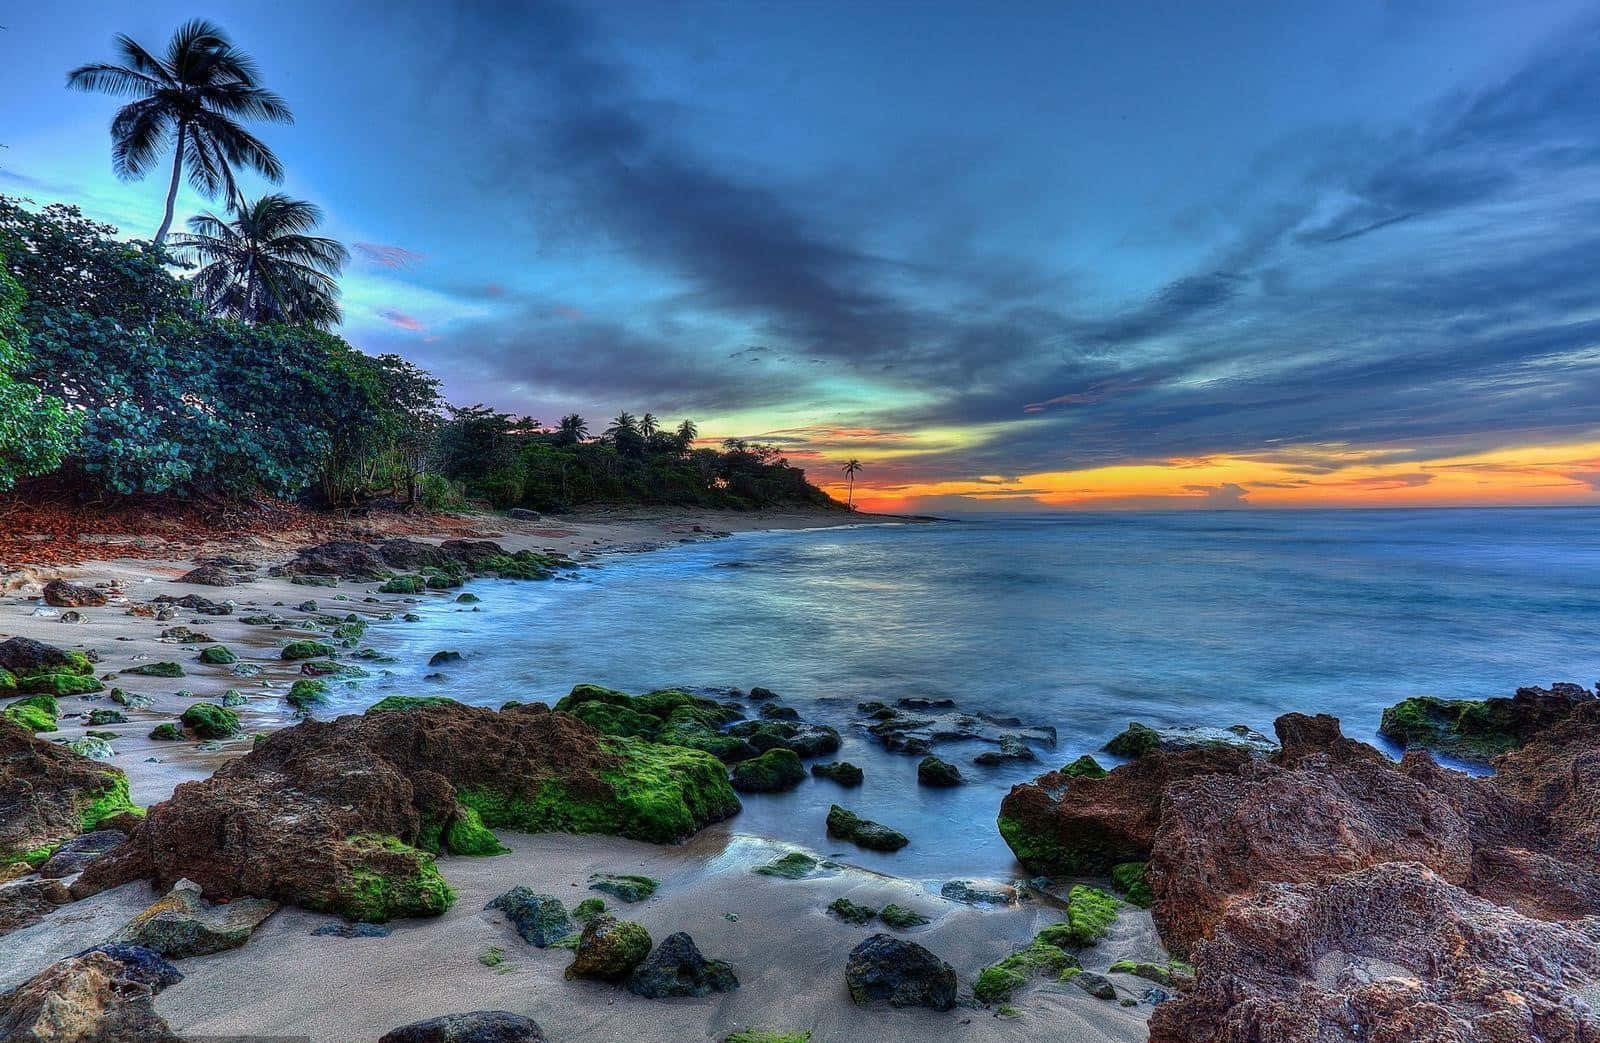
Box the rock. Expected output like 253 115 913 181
122 661 185 678
456 592 480 604
828 897 877 924
1378 682 1596 762
178 565 244 586
197 645 237 665
827 805 909 851
73 702 737 922
221 689 249 707
485 887 572 946
565 914 652 981
507 508 541 521
1103 721 1277 759
87 708 126 726
997 743 1253 875
753 852 823 879
1108 959 1174 986
0 637 89 676
1073 971 1116 999
43 579 107 607
428 650 463 666
0 876 72 935
589 873 658 902
311 920 393 938
152 593 232 615
939 879 1017 906
917 755 962 786
179 702 238 739
378 1011 545 1043
59 736 115 761
39 829 126 878
972 736 1038 766
0 945 182 1042
148 723 184 741
1147 862 1600 1043
109 878 278 958
844 933 957 1010
59 610 83 624
281 540 392 580
858 700 1056 759
627 931 739 998
282 640 335 661
0 718 137 864
731 747 806 792
811 761 863 786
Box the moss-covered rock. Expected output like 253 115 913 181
1103 722 1161 758
1377 693 1555 762
0 668 15 695
1062 754 1108 778
973 930 1084 1004
333 834 455 923
149 722 185 741
485 886 572 946
826 805 908 851
730 748 805 793
281 640 335 661
811 761 863 786
1110 861 1153 907
572 897 607 924
1041 885 1121 947
828 897 878 924
286 679 329 711
589 873 658 903
725 1032 811 1043
5 694 59 732
367 695 461 714
753 851 822 879
378 575 427 594
565 914 652 981
87 707 127 726
879 904 931 929
17 671 105 696
198 646 237 665
180 702 239 739
123 662 185 678
917 755 962 787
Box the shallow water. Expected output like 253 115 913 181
342 507 1600 879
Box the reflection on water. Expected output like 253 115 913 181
339 508 1600 878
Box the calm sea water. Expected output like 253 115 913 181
342 508 1600 879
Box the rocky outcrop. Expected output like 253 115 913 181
1378 681 1596 762
74 701 739 922
42 579 107 607
378 1011 545 1043
845 934 957 1011
278 538 564 582
1148 863 1600 1043
0 718 138 864
109 878 278 958
997 744 1252 875
626 931 738 998
0 944 183 1042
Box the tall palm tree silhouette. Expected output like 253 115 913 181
68 19 292 243
843 458 862 509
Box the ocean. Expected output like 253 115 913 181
341 507 1600 879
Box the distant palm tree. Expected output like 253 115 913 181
556 414 588 446
675 419 698 451
606 412 644 455
67 19 292 244
843 458 862 509
639 413 659 438
169 194 347 326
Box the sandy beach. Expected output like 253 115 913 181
1 505 1158 1042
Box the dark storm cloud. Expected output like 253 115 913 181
360 1 1598 487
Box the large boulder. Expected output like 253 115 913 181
279 540 392 579
109 878 278 958
845 933 957 1011
378 1011 544 1043
626 931 738 998
73 702 738 922
0 718 138 864
1378 682 1596 762
996 744 1252 874
0 945 182 1043
1147 863 1600 1043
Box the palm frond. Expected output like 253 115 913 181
108 98 172 179
66 61 162 96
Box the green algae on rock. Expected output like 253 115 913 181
589 873 659 903
378 575 427 594
572 896 607 923
730 747 805 793
149 722 185 741
180 702 239 739
367 695 462 713
335 834 455 923
827 897 878 924
972 894 1121 1004
1375 685 1594 762
879 904 931 929
197 646 237 665
123 661 185 678
724 1032 811 1043
285 678 329 711
1111 860 1154 906
826 804 909 851
811 761 863 786
753 851 823 879
565 914 651 981
281 640 336 661
4 693 59 732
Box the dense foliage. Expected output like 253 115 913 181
0 197 833 513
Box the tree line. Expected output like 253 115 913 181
0 20 837 514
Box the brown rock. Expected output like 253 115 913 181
996 745 1252 874
1147 863 1600 1043
0 946 183 1043
42 579 107 608
0 877 71 936
73 702 737 922
177 564 245 586
0 718 134 864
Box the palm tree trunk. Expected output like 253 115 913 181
848 475 854 508
154 122 186 245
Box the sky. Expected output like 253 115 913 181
4 0 1599 511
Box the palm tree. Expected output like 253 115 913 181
675 419 698 452
555 414 588 446
843 458 862 509
606 412 643 455
169 194 348 326
639 413 659 438
67 19 292 244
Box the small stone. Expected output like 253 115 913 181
378 1011 545 1043
485 887 572 947
626 931 739 998
917 755 963 787
588 873 658 903
109 878 278 958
